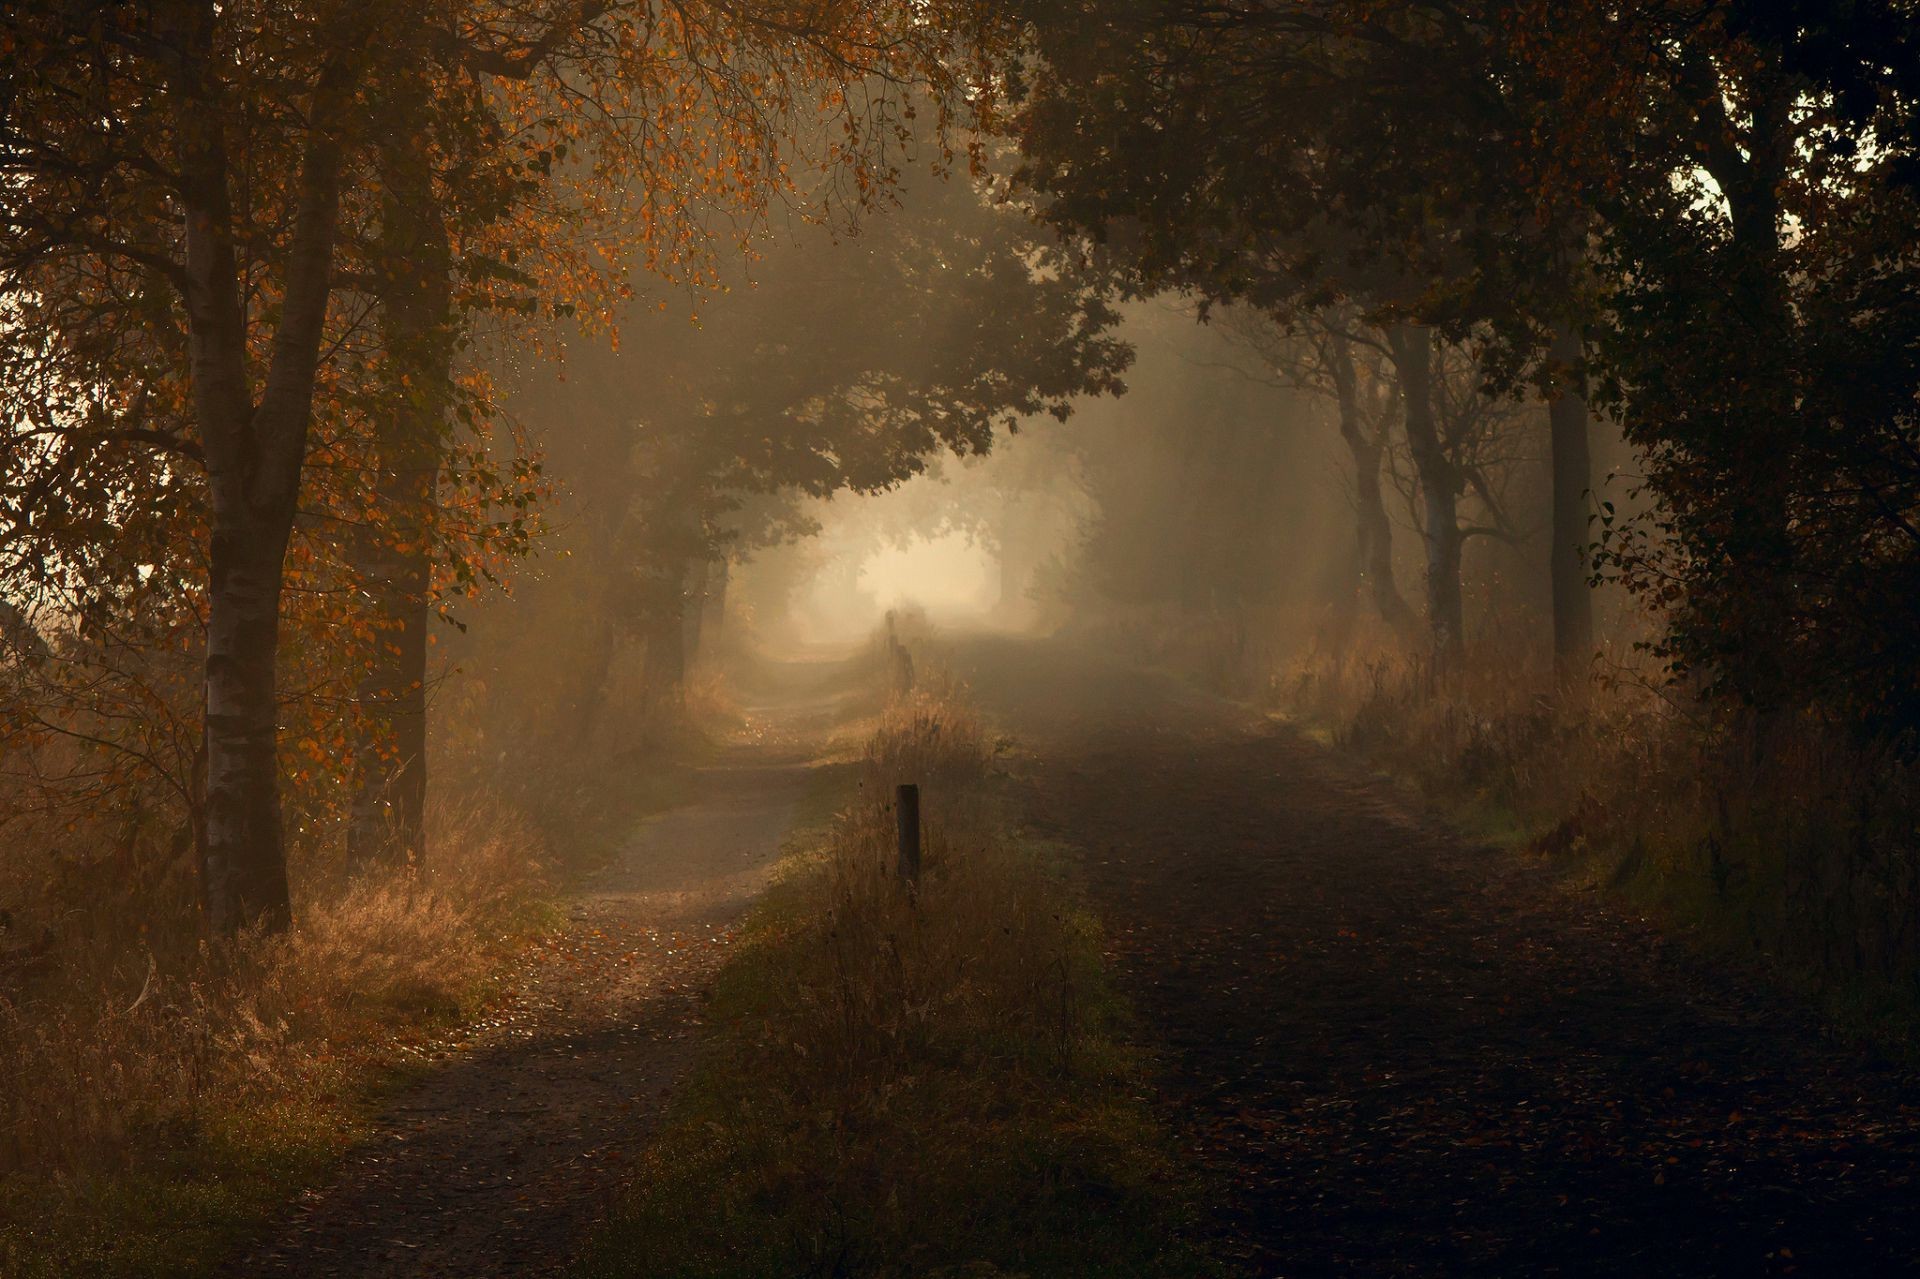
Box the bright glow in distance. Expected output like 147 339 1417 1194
859 533 997 614
792 530 998 642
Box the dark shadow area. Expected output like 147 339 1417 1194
964 634 1920 1276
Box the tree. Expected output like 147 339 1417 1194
1 0 1018 931
3 1 397 931
334 3 1028 866
1216 306 1418 642
1043 304 1337 674
1008 0 1598 668
521 150 1129 709
1534 0 1920 727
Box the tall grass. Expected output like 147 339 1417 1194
0 791 548 1275
1271 625 1920 1038
579 670 1203 1278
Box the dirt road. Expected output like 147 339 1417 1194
226 744 817 1278
954 635 1920 1277
229 634 1920 1276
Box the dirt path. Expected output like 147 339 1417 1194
955 635 1920 1277
227 746 817 1278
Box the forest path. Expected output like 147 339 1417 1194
225 657 863 1279
953 633 1920 1277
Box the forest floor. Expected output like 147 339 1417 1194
952 633 1920 1277
221 656 867 1279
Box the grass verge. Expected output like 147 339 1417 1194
576 678 1210 1279
1275 630 1920 1060
0 792 555 1277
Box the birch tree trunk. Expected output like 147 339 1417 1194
171 3 354 932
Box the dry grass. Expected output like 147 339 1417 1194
1274 627 1920 1042
580 669 1202 1278
0 789 550 1276
864 666 995 790
681 664 743 729
758 702 1079 1101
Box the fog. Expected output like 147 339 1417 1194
700 296 1382 671
10 6 1916 1272
790 512 1000 644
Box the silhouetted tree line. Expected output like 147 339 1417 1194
1008 0 1920 732
5 0 1918 952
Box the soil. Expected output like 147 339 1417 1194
954 634 1920 1278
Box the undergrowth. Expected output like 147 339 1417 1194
1275 625 1920 1053
0 791 550 1277
0 670 726 1275
1097 599 1920 1052
577 675 1208 1278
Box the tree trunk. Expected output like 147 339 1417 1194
1386 324 1464 665
641 544 692 702
1716 81 1796 713
202 520 295 934
645 584 688 700
569 575 623 747
1327 332 1418 641
348 123 451 871
682 558 711 670
171 9 353 933
344 466 435 869
701 559 730 652
1547 318 1595 681
995 492 1050 621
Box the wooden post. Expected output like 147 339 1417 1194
895 783 922 885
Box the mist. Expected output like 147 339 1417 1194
7 3 1920 1275
791 515 1000 644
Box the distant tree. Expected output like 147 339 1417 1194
1215 306 1418 643
1008 0 1597 668
1053 307 1328 664
1026 0 1920 720
526 156 1128 708
1381 338 1538 593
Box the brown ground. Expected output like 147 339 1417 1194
954 634 1920 1278
224 747 816 1279
229 634 1920 1276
